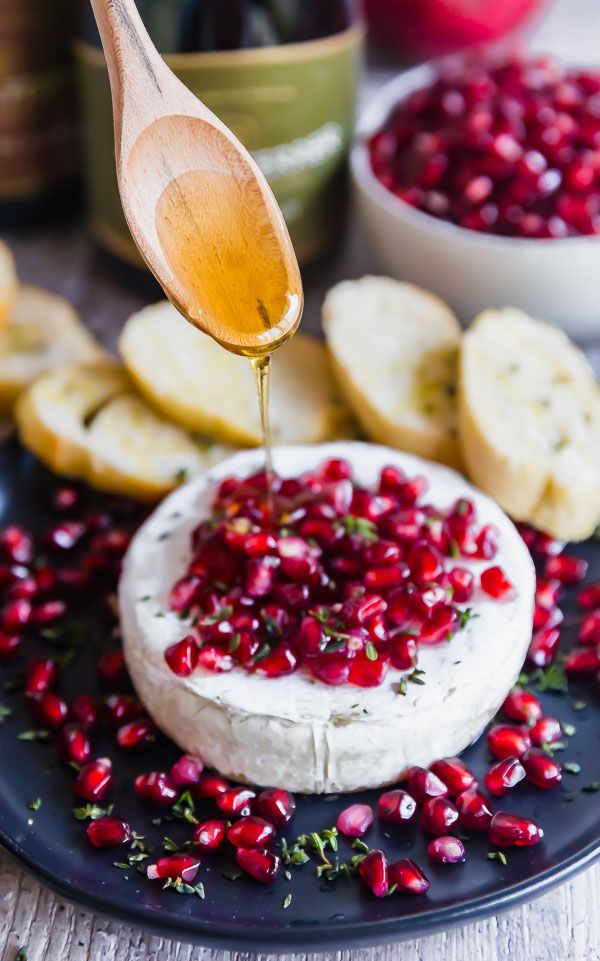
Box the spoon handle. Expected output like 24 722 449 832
89 0 167 159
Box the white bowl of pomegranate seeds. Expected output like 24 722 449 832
351 48 600 337
119 442 535 793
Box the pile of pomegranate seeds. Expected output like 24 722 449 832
369 50 600 238
165 458 514 687
0 471 599 912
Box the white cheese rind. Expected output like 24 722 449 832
119 442 535 794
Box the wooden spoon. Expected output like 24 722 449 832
89 0 303 357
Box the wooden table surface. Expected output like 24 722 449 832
1 1 600 958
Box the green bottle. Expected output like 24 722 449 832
76 0 363 266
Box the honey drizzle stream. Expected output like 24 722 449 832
250 354 274 513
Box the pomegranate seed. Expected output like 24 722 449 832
227 816 276 848
196 773 230 799
389 634 417 670
134 771 178 805
116 718 156 750
198 643 235 674
578 583 600 610
104 694 143 728
164 635 199 677
320 457 352 481
420 797 459 836
255 789 296 827
358 850 388 897
480 566 515 601
58 568 93 596
522 749 563 789
474 524 500 560
488 724 531 759
348 650 389 687
484 756 526 796
489 811 544 847
5 576 37 600
337 803 374 838
193 819 227 851
75 757 113 802
388 858 429 894
565 648 600 677
430 758 476 796
253 645 298 678
310 653 350 685
97 650 128 690
427 836 466 864
216 786 256 817
147 853 201 883
44 521 86 552
530 716 562 746
236 846 280 883
0 526 33 564
420 604 459 644
408 544 443 584
533 604 563 631
455 788 493 831
246 558 278 598
528 627 561 668
70 694 98 729
579 611 600 647
406 766 449 803
447 567 474 602
53 485 82 513
170 754 204 788
30 691 68 728
34 566 59 595
25 657 57 696
169 576 203 612
535 578 562 609
544 553 588 585
1 598 32 632
377 789 417 824
33 599 67 626
0 632 21 660
59 723 92 766
87 816 132 849
501 688 543 724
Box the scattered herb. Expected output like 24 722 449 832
0 704 12 724
282 893 293 909
582 782 600 793
27 798 41 811
340 516 377 543
563 762 581 775
395 677 408 696
223 870 242 881
174 467 189 484
407 668 426 686
15 949 28 961
487 851 507 866
18 729 51 742
137 595 151 602
172 790 198 825
563 722 576 737
529 664 568 693
365 641 378 661
458 608 478 630
73 803 114 821
573 700 587 711
163 877 205 898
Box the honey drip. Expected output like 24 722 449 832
250 354 274 505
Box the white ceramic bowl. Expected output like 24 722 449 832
351 54 600 340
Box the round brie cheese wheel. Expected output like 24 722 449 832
119 442 535 794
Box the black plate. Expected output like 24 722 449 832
0 438 598 952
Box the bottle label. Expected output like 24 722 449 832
74 25 363 265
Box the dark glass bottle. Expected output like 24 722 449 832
0 0 80 229
76 0 363 266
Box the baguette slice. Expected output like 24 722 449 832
15 361 230 500
119 301 354 446
0 286 104 411
322 277 462 468
86 394 230 500
459 308 600 541
0 241 18 328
